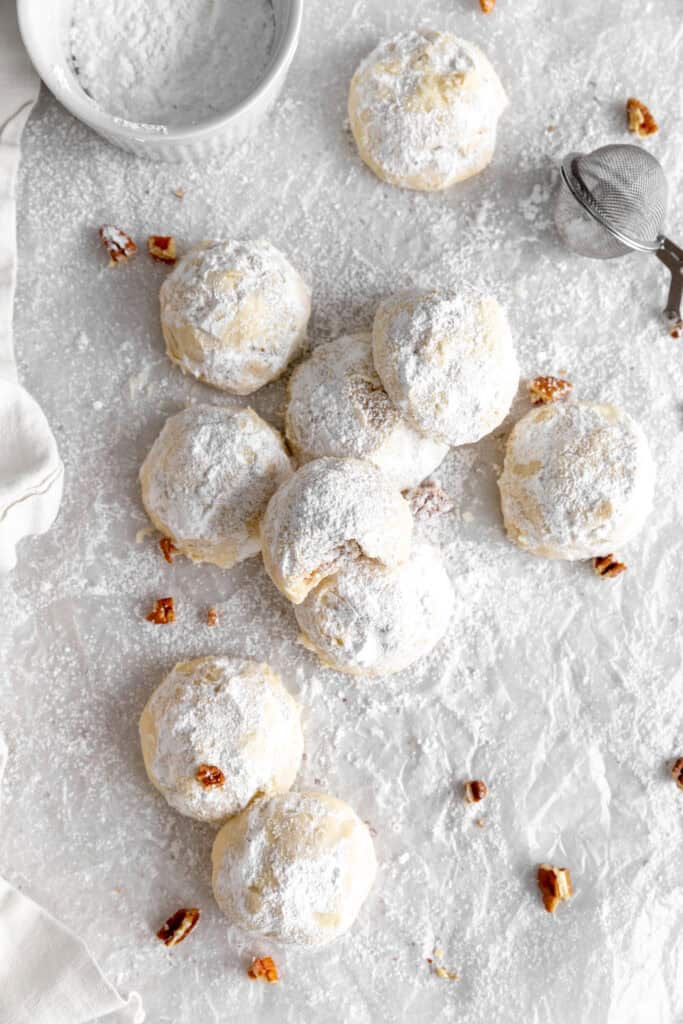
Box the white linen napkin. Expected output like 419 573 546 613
0 1 144 1019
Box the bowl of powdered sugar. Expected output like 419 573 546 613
17 0 302 161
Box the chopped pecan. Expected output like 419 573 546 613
529 375 573 405
159 537 178 564
479 0 496 11
195 763 225 788
148 235 177 264
464 779 488 803
401 481 454 520
207 606 219 627
99 225 136 266
537 864 573 913
671 758 683 790
146 596 175 624
626 97 658 138
156 907 200 946
248 956 279 983
593 554 627 578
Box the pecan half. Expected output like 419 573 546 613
593 554 627 578
146 596 175 624
671 758 683 790
156 907 200 946
159 537 178 564
626 97 658 138
401 482 454 520
529 375 573 405
464 779 488 803
196 764 225 788
248 956 279 983
99 225 136 266
148 235 177 264
537 864 573 913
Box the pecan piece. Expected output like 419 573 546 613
537 864 573 913
671 758 683 790
464 779 488 803
401 482 454 520
626 97 658 138
248 956 279 983
529 375 573 405
196 763 225 788
156 907 200 946
593 554 627 578
99 225 136 266
146 596 175 624
479 0 496 11
207 606 219 627
148 235 177 264
159 537 178 564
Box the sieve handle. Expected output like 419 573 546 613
656 237 683 324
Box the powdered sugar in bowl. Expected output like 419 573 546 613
17 0 303 162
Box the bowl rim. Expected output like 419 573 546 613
16 0 303 142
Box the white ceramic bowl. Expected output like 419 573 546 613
17 0 303 162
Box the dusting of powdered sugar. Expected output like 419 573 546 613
348 29 508 189
211 791 377 946
140 404 293 567
284 332 448 489
260 457 414 604
295 542 455 677
140 656 303 824
69 0 276 127
372 288 519 447
498 401 656 560
160 240 311 394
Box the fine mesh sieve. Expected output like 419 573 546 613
555 143 683 324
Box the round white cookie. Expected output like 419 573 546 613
285 332 448 489
260 456 413 605
372 288 519 447
140 656 303 825
498 401 655 560
212 791 377 946
160 239 311 394
348 29 508 191
140 404 293 569
296 542 454 676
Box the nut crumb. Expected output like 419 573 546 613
669 322 682 339
159 537 178 564
434 965 459 980
248 956 279 983
593 554 627 578
671 758 683 790
529 375 573 405
537 864 573 913
474 818 486 829
174 187 186 199
195 763 225 788
146 596 175 624
464 779 488 803
207 606 219 627
156 907 200 946
99 225 136 266
148 235 177 264
626 97 658 138
401 481 454 520
479 0 496 12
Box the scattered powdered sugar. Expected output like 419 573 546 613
295 542 455 677
212 791 377 946
140 656 303 824
285 332 448 489
69 0 276 127
260 457 414 604
498 401 656 560
140 404 293 568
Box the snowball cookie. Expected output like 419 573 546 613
373 288 519 447
140 404 292 569
348 29 508 191
285 332 448 489
160 239 311 394
212 791 377 945
260 456 413 605
498 401 655 560
296 542 454 676
140 656 303 825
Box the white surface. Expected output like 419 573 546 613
2 1 683 1022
